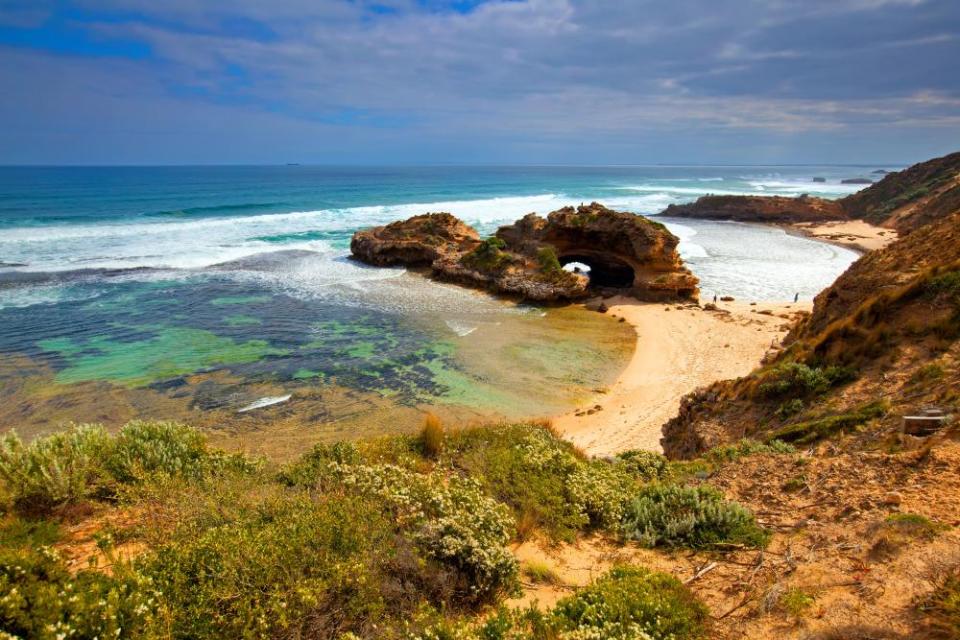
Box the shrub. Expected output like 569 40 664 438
704 439 795 465
615 450 670 481
780 588 815 618
276 440 362 487
567 461 633 530
771 400 887 444
446 424 588 541
421 413 445 458
331 462 519 603
621 484 768 549
777 398 805 419
141 493 393 639
536 247 562 274
0 546 158 639
756 362 854 399
464 237 511 271
917 567 960 640
0 426 113 510
108 421 215 483
548 566 708 640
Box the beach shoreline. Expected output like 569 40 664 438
554 296 811 456
785 219 897 254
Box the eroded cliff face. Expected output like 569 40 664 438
661 194 847 224
662 210 960 459
351 203 699 303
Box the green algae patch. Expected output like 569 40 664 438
45 329 287 387
210 295 271 307
224 315 262 327
292 369 325 381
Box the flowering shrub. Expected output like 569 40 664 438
621 484 769 549
333 462 518 603
567 461 632 530
0 546 158 639
415 566 708 640
615 450 670 481
548 566 707 640
446 424 590 541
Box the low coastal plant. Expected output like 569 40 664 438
0 422 258 512
779 588 816 618
0 425 113 510
771 400 887 444
621 483 769 549
547 566 708 640
0 546 158 639
421 566 708 640
704 438 795 465
521 560 562 586
755 361 854 399
536 247 562 274
615 449 671 481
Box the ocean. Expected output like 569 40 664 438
0 164 876 453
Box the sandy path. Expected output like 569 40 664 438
554 297 810 456
790 219 896 253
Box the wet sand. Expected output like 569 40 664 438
554 297 811 456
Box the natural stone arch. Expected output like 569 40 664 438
558 251 636 289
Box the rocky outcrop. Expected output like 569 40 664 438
349 212 480 267
351 203 699 303
661 194 847 224
497 203 699 301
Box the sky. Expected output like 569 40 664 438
1 0 958 165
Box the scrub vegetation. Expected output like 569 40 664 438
0 420 768 639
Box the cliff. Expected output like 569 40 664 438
351 203 699 303
661 194 846 224
660 150 960 235
662 209 960 458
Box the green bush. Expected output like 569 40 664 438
771 400 887 444
704 439 795 465
108 421 219 483
446 424 588 541
536 247 562 274
141 493 393 639
547 566 707 640
615 450 670 481
0 546 158 640
756 362 854 399
464 237 511 272
621 484 768 549
0 426 113 510
567 461 633 530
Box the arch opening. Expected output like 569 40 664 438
559 254 635 289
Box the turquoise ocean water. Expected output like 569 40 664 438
0 165 881 445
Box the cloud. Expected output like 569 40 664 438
1 0 958 163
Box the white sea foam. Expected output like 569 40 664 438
445 320 478 337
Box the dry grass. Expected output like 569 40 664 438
420 413 445 458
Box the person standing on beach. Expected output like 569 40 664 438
794 292 799 303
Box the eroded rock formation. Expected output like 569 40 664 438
661 194 847 224
350 203 699 303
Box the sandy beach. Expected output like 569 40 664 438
790 219 897 253
555 297 811 456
